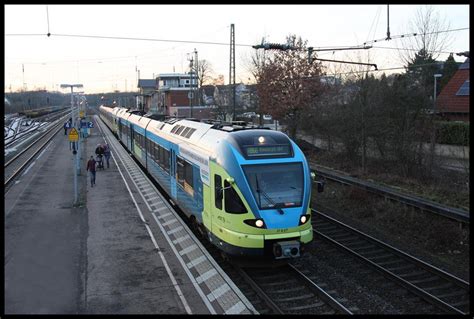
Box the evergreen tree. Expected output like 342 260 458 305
439 53 460 91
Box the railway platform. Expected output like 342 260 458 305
5 113 256 314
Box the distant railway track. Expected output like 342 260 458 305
308 161 469 224
4 115 69 189
312 208 470 315
5 109 71 147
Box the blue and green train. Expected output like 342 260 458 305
99 105 320 260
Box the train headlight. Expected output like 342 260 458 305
299 214 310 225
244 218 266 229
258 136 265 143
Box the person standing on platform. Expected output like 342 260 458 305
63 121 68 135
86 155 97 187
95 144 105 170
103 143 111 169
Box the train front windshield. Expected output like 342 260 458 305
243 163 304 210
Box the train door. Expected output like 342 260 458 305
170 148 177 199
130 123 134 153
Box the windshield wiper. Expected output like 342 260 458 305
255 175 284 215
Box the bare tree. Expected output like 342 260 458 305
197 59 214 87
196 59 214 106
256 35 325 140
398 6 453 64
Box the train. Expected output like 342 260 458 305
99 105 322 260
19 105 68 118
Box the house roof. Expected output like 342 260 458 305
137 79 156 88
436 58 469 114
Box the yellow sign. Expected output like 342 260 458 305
79 111 84 118
68 127 79 142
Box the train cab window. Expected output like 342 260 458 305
214 175 223 210
224 181 247 214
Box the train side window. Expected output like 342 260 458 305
177 157 185 186
154 143 159 162
214 175 222 210
177 158 194 196
163 149 170 173
224 181 247 214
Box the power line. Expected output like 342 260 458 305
363 27 469 46
5 32 256 47
370 46 459 55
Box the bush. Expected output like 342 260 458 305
436 121 469 146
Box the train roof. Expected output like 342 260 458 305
107 106 291 158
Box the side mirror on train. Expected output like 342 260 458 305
220 178 235 192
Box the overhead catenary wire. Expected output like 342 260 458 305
362 27 469 46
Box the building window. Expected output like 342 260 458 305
456 80 470 96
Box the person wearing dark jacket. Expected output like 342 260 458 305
86 156 97 187
95 144 105 169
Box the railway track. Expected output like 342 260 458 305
235 264 353 314
4 114 69 189
312 208 470 315
308 161 469 224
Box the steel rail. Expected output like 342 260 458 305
236 265 352 314
312 208 469 314
310 162 469 223
4 118 66 188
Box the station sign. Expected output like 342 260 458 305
68 127 79 142
80 121 94 128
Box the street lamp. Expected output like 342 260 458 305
60 83 83 205
433 74 442 112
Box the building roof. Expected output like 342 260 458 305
137 79 156 88
436 58 469 114
158 73 192 78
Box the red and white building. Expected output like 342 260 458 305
436 58 470 122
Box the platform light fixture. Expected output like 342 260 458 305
60 83 83 206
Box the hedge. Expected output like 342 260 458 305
436 121 469 146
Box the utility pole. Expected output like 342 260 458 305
194 48 199 107
60 83 83 206
22 64 26 92
229 23 236 121
386 4 391 40
188 53 194 118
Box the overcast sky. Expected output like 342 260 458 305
5 4 470 94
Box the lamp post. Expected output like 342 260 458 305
433 73 442 113
60 83 83 205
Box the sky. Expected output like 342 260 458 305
4 4 470 94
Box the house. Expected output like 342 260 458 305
137 79 157 113
156 73 211 119
435 57 469 122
